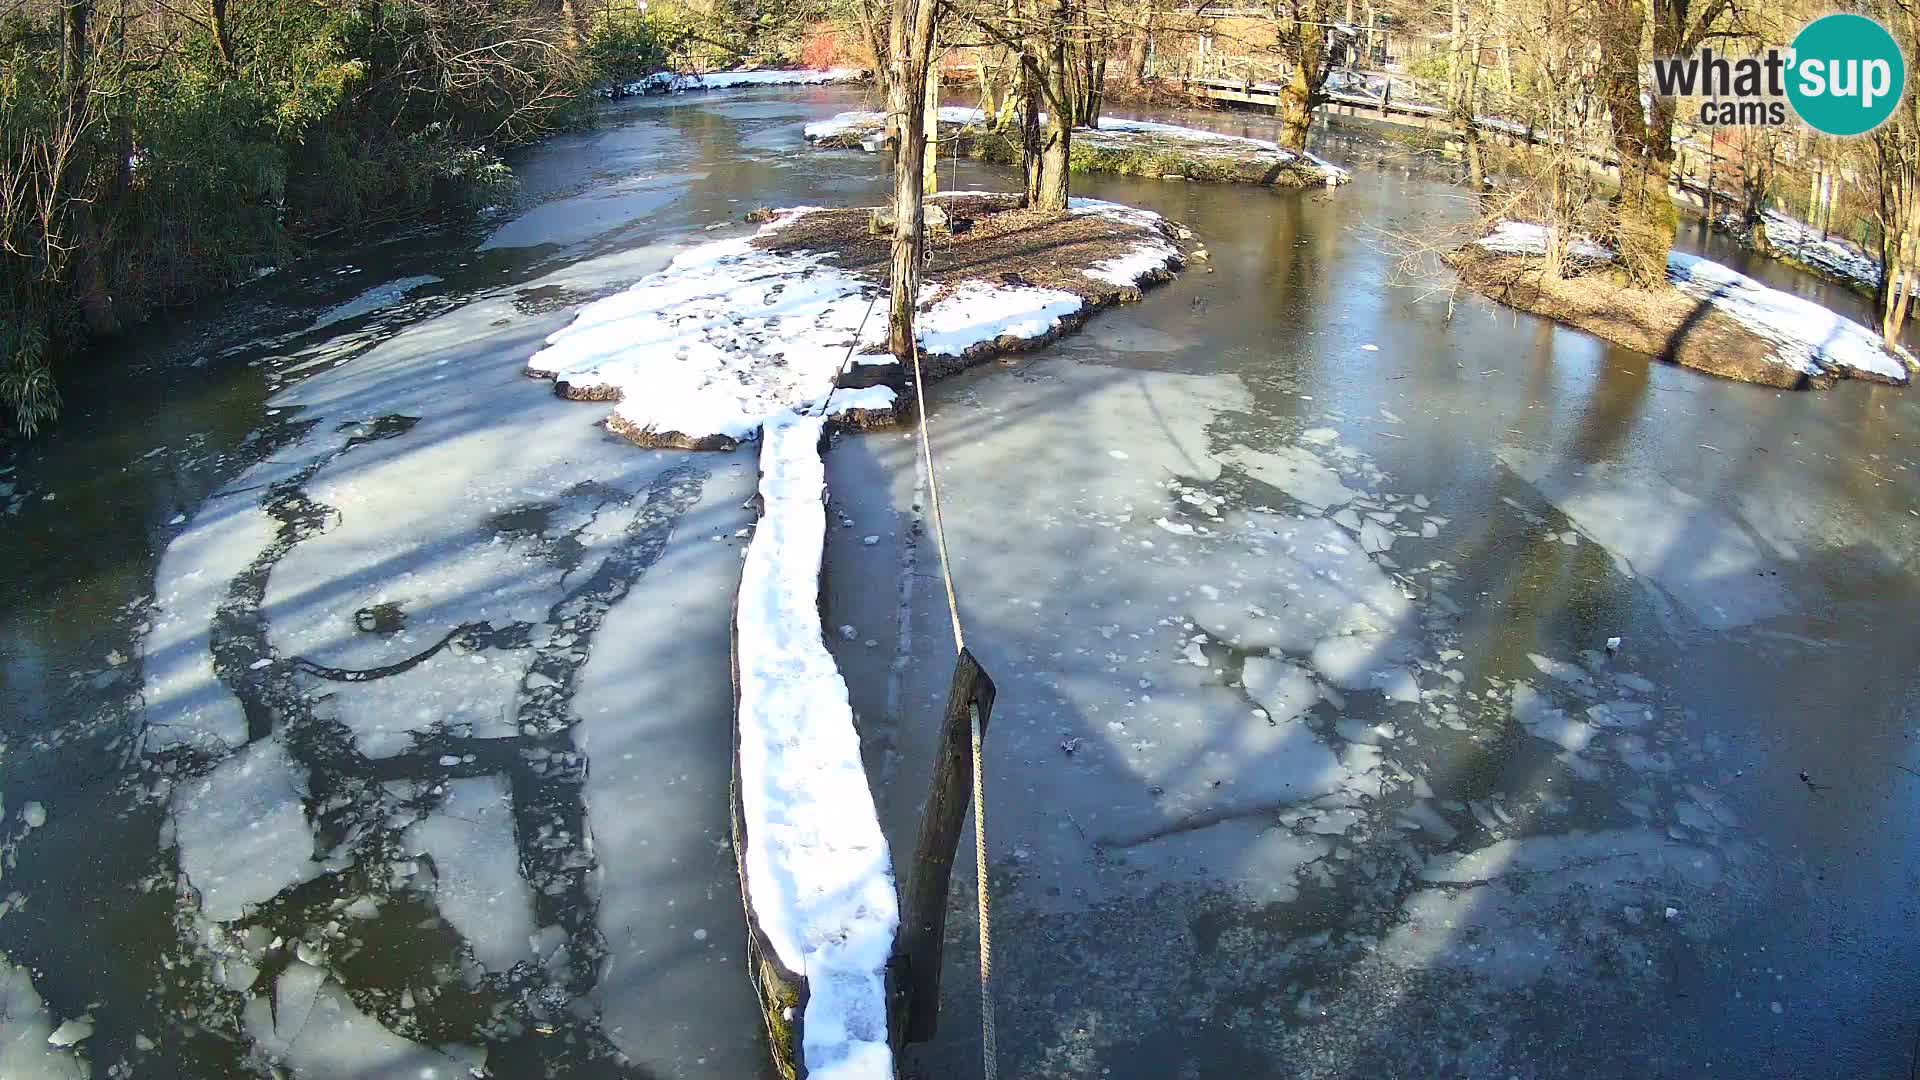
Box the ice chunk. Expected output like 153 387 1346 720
403 775 537 972
0 957 85 1080
1242 656 1319 723
1222 445 1357 509
245 961 480 1078
173 737 319 922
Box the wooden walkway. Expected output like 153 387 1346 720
1181 74 1743 218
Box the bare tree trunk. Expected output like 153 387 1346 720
1126 1 1152 82
1021 56 1043 205
559 0 587 50
1275 0 1331 155
1596 0 1673 287
924 47 942 194
887 0 940 358
1448 0 1483 192
1035 0 1073 213
208 0 236 66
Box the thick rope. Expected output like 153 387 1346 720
906 331 997 1080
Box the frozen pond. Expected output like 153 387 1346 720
0 86 1916 1080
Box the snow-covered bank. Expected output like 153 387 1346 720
527 195 1186 447
1666 251 1908 384
1458 222 1911 388
606 67 861 98
1714 208 1882 293
804 107 1350 187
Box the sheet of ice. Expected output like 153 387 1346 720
1221 445 1357 510
404 775 537 971
1497 446 1794 630
1242 656 1320 723
1511 682 1594 752
1667 251 1908 383
308 275 441 332
736 412 896 1080
141 489 274 753
0 958 85 1080
173 736 319 922
245 960 481 1078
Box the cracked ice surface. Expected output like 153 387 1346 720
136 238 774 1074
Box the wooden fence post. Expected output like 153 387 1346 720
892 646 997 1047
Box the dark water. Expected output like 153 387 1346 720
0 88 1914 1080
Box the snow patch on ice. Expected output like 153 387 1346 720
735 412 896 1080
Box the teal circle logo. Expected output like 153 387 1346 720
1787 14 1906 136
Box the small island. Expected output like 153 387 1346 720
805 108 1350 189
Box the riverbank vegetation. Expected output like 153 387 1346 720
0 0 849 436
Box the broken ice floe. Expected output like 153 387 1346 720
172 736 319 923
403 775 538 972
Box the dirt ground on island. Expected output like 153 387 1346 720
759 192 1184 379
758 193 1178 303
